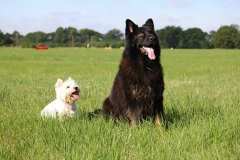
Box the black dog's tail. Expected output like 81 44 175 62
88 109 102 120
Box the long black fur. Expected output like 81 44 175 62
91 18 165 127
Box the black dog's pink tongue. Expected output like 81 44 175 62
144 47 155 60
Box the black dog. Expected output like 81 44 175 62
92 19 165 128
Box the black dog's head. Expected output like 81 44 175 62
125 18 160 60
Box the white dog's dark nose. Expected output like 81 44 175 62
74 87 79 90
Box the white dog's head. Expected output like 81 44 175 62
55 77 81 103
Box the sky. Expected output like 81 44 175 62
1 0 240 35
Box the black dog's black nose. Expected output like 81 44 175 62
149 36 155 42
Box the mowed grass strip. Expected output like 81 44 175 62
0 48 239 159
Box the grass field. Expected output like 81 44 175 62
0 48 240 159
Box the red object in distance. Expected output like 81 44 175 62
35 46 48 50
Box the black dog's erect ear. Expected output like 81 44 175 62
125 19 138 34
143 18 155 30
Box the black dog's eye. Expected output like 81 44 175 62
139 33 144 37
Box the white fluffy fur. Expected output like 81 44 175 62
41 77 81 118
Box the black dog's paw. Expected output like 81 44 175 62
88 109 102 120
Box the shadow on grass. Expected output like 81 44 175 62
164 104 224 129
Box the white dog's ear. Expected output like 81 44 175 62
55 78 63 88
68 77 73 81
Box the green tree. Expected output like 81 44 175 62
79 28 103 47
35 31 47 43
208 30 216 42
46 32 55 41
44 32 55 47
20 31 47 47
4 33 14 46
67 27 78 47
0 30 4 46
11 31 23 46
20 32 35 47
203 30 216 49
53 27 67 46
213 25 240 48
179 28 207 48
156 26 182 48
104 29 123 42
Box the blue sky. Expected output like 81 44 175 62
1 0 240 35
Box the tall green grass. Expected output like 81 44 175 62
0 48 239 159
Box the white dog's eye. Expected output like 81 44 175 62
67 86 70 88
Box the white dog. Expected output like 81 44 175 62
41 77 81 118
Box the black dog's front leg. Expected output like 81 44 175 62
125 105 143 127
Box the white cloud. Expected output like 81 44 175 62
165 0 189 8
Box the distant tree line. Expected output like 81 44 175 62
0 24 239 49
156 24 240 49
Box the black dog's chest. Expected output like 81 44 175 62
129 83 156 101
121 59 159 101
